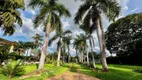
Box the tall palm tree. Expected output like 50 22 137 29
28 0 71 70
62 36 72 63
80 24 96 67
74 0 120 71
32 33 43 48
73 34 88 63
0 0 25 35
49 29 72 66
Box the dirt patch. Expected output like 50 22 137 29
19 70 42 79
48 66 100 80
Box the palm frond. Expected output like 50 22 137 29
63 30 72 35
2 25 15 36
48 34 59 46
28 0 46 8
0 0 24 36
51 12 63 32
33 6 50 28
12 9 23 26
53 3 71 17
74 1 91 24
96 0 120 21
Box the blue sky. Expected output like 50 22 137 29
0 0 142 55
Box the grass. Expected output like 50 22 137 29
1 63 142 80
0 64 69 80
76 64 142 80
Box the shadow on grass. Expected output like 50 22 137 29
77 64 142 80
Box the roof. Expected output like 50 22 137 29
0 38 17 46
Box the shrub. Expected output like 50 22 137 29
1 59 25 80
133 68 142 74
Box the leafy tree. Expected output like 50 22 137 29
106 13 142 65
49 29 72 66
28 0 71 70
74 0 120 71
0 0 25 35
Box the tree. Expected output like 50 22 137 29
80 24 96 68
0 0 25 35
106 13 142 65
32 33 43 48
28 0 71 70
73 34 88 63
74 0 120 71
14 41 36 55
62 36 72 63
49 29 72 66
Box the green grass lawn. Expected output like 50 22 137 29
76 64 142 80
0 64 69 80
1 63 142 80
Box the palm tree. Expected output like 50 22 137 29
80 24 96 68
73 34 88 63
15 41 36 55
49 29 72 66
28 0 71 70
74 0 120 71
62 36 72 63
0 0 25 35
32 33 43 48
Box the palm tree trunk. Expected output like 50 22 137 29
75 48 79 63
38 22 51 71
67 46 70 63
96 19 108 71
76 48 79 63
79 53 81 63
86 49 89 65
57 45 61 67
81 52 84 63
89 36 96 68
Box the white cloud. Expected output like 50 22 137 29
129 8 139 13
12 13 44 41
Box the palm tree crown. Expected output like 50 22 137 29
28 0 71 32
0 0 25 35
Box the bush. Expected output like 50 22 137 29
1 59 25 80
133 68 142 74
